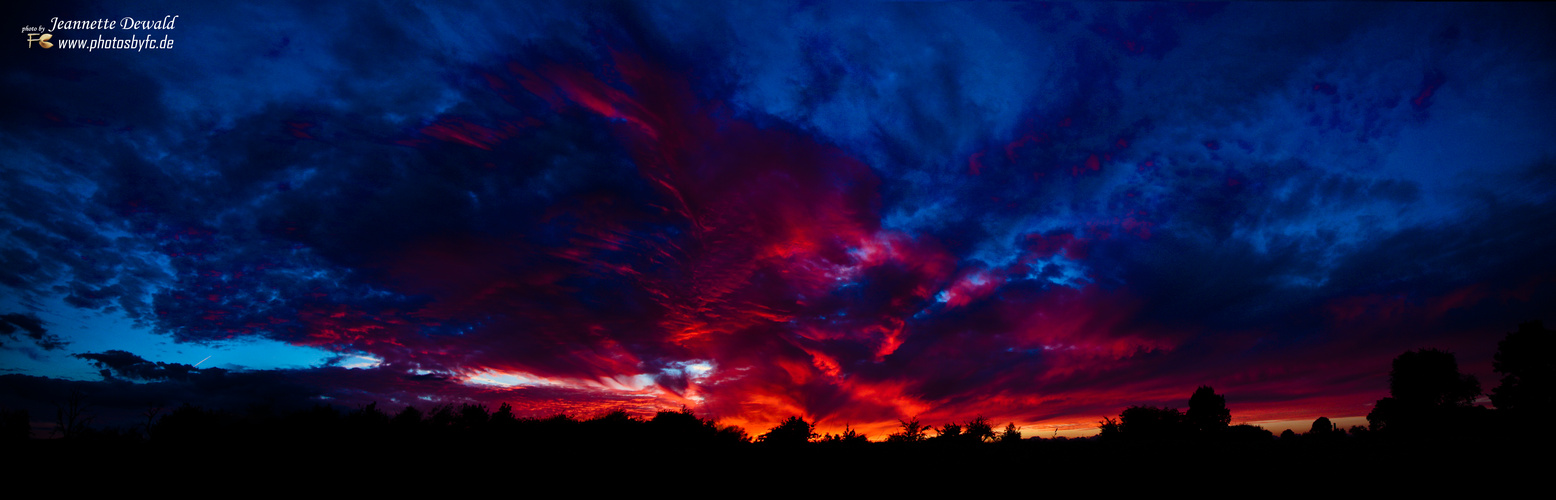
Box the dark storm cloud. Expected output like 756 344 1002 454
4 1 1555 436
74 349 224 382
0 313 66 351
0 151 171 321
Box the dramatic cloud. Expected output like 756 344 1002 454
3 1 1554 437
0 313 65 351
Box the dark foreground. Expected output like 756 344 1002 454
10 432 1545 495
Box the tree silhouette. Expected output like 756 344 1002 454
584 409 645 447
1116 406 1188 441
887 416 929 443
935 421 963 440
999 422 1022 443
491 403 517 426
964 415 995 443
1309 416 1335 435
1186 386 1231 433
347 402 389 425
344 402 389 441
1224 423 1274 442
1306 416 1345 442
142 403 165 439
52 389 94 439
758 415 815 446
1367 348 1481 434
456 403 490 432
715 424 751 446
427 403 457 432
1098 416 1121 440
1103 387 1233 442
154 403 227 443
646 406 718 446
820 425 869 446
649 406 705 432
1490 321 1554 417
391 404 424 430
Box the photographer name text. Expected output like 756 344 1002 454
33 15 179 32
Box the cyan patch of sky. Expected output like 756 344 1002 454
0 295 334 381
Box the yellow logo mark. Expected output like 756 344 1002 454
26 33 52 49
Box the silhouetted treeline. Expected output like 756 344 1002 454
9 321 1550 484
73 402 752 453
1083 322 1554 446
1091 386 1274 444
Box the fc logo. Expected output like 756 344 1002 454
26 33 53 49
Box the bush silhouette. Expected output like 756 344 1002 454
1118 405 1188 441
646 406 727 446
758 415 815 446
887 416 929 443
964 415 995 443
1491 321 1554 417
1309 416 1335 435
935 421 962 440
999 422 1022 443
1306 417 1345 443
1101 387 1238 442
391 404 424 432
491 403 518 426
1186 386 1231 433
1224 423 1274 442
1367 348 1481 434
820 425 869 446
154 403 229 443
457 403 490 432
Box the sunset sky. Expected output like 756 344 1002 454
4 1 1554 438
